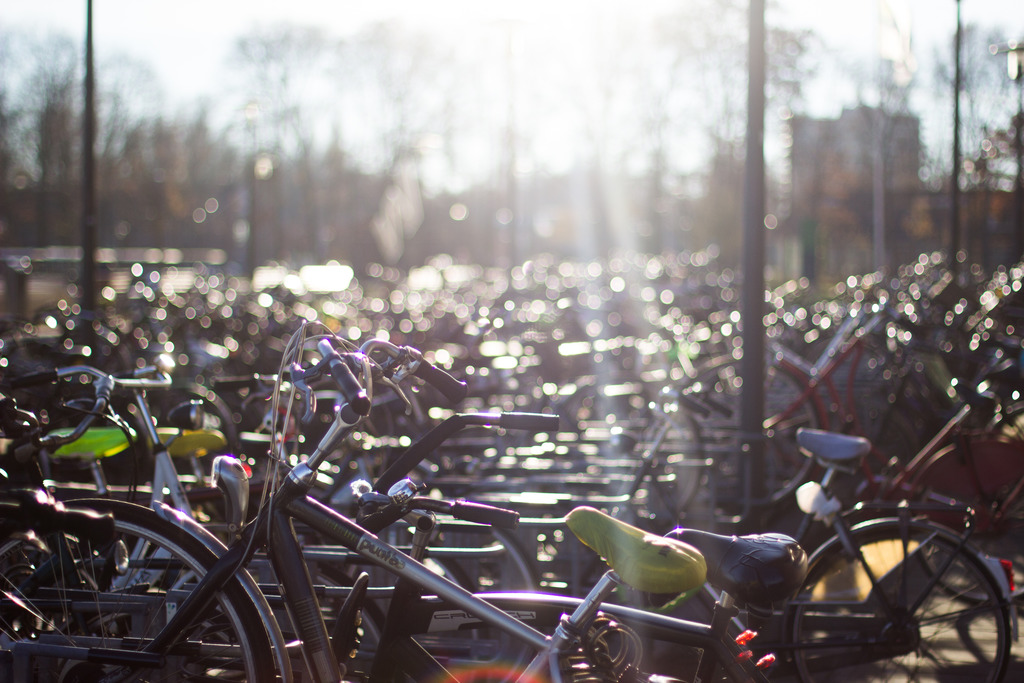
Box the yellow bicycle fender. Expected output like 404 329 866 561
566 506 706 596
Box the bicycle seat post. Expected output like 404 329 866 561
709 589 742 635
518 571 622 682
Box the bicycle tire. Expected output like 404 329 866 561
635 402 707 527
786 516 1011 683
690 355 818 506
0 498 276 682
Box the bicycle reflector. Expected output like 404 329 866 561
795 481 841 520
735 630 758 646
999 558 1016 593
735 629 776 670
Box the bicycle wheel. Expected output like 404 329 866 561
634 404 707 528
0 498 275 682
787 517 1011 683
691 355 818 506
761 361 820 502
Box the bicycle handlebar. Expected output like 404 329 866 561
210 373 279 392
357 490 520 533
8 369 60 389
374 411 557 493
411 358 467 404
361 338 467 405
11 364 172 391
291 341 372 425
447 498 520 528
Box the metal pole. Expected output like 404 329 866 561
1016 70 1023 261
872 110 887 272
741 0 766 510
951 0 962 277
81 0 97 317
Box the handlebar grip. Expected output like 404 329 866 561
328 358 371 416
0 492 116 545
449 500 520 529
9 370 59 389
413 361 467 405
498 412 561 431
211 374 263 391
49 506 117 545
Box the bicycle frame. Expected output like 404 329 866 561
766 309 895 468
366 502 761 683
855 347 1024 531
146 458 767 683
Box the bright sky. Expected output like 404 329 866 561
7 0 1022 117
4 0 1024 183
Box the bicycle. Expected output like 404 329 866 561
2 354 235 518
668 426 1015 683
0 393 285 682
681 300 937 514
837 338 1024 591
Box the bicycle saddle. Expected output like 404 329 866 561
51 427 132 459
664 528 808 608
566 506 707 597
796 427 869 472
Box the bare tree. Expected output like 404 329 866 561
17 34 81 247
926 24 1018 189
229 25 337 263
0 32 18 245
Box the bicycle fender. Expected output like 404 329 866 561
152 502 294 683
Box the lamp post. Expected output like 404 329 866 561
741 0 767 511
992 42 1024 262
81 0 97 325
951 0 962 277
244 102 260 278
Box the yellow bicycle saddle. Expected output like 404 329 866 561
51 427 133 459
157 428 227 458
566 506 706 596
50 427 226 459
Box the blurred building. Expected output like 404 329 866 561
783 104 925 282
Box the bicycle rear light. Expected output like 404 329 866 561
999 558 1016 593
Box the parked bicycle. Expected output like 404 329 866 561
667 425 1016 683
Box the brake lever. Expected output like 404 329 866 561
376 375 414 415
289 363 317 425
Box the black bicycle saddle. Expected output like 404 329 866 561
664 528 808 608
